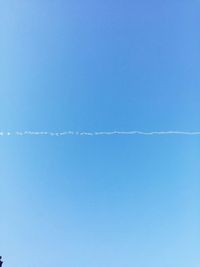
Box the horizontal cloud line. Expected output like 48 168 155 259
1 131 200 136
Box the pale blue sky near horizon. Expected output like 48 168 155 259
1 1 200 267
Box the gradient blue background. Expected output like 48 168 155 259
1 1 200 266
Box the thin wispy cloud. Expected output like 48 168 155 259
0 131 200 136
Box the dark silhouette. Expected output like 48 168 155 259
0 256 3 267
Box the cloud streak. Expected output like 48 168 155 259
1 131 200 136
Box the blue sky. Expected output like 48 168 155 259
1 1 200 266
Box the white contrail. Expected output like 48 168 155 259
0 131 200 136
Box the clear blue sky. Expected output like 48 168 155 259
1 1 200 266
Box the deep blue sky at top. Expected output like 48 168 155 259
1 0 200 131
0 1 200 267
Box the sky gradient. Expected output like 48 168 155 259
1 1 200 267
